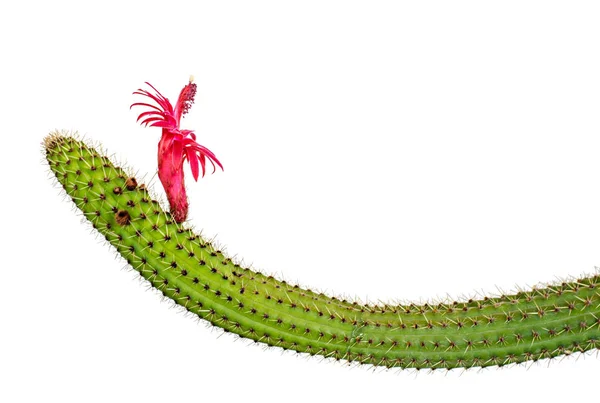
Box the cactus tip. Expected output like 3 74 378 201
43 131 67 151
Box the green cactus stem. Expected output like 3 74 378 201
44 132 600 370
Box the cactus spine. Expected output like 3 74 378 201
45 132 600 370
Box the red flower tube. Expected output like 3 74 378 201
131 79 223 222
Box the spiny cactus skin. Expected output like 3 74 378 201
45 132 600 370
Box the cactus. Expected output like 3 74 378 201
44 131 600 370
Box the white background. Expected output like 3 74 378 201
2 1 600 402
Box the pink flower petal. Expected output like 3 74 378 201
187 150 200 181
130 102 163 112
171 137 184 169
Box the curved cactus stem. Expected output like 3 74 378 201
44 132 600 370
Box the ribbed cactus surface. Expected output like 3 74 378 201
45 132 600 369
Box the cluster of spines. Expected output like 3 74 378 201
45 133 600 370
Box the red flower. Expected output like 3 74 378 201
131 79 223 222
